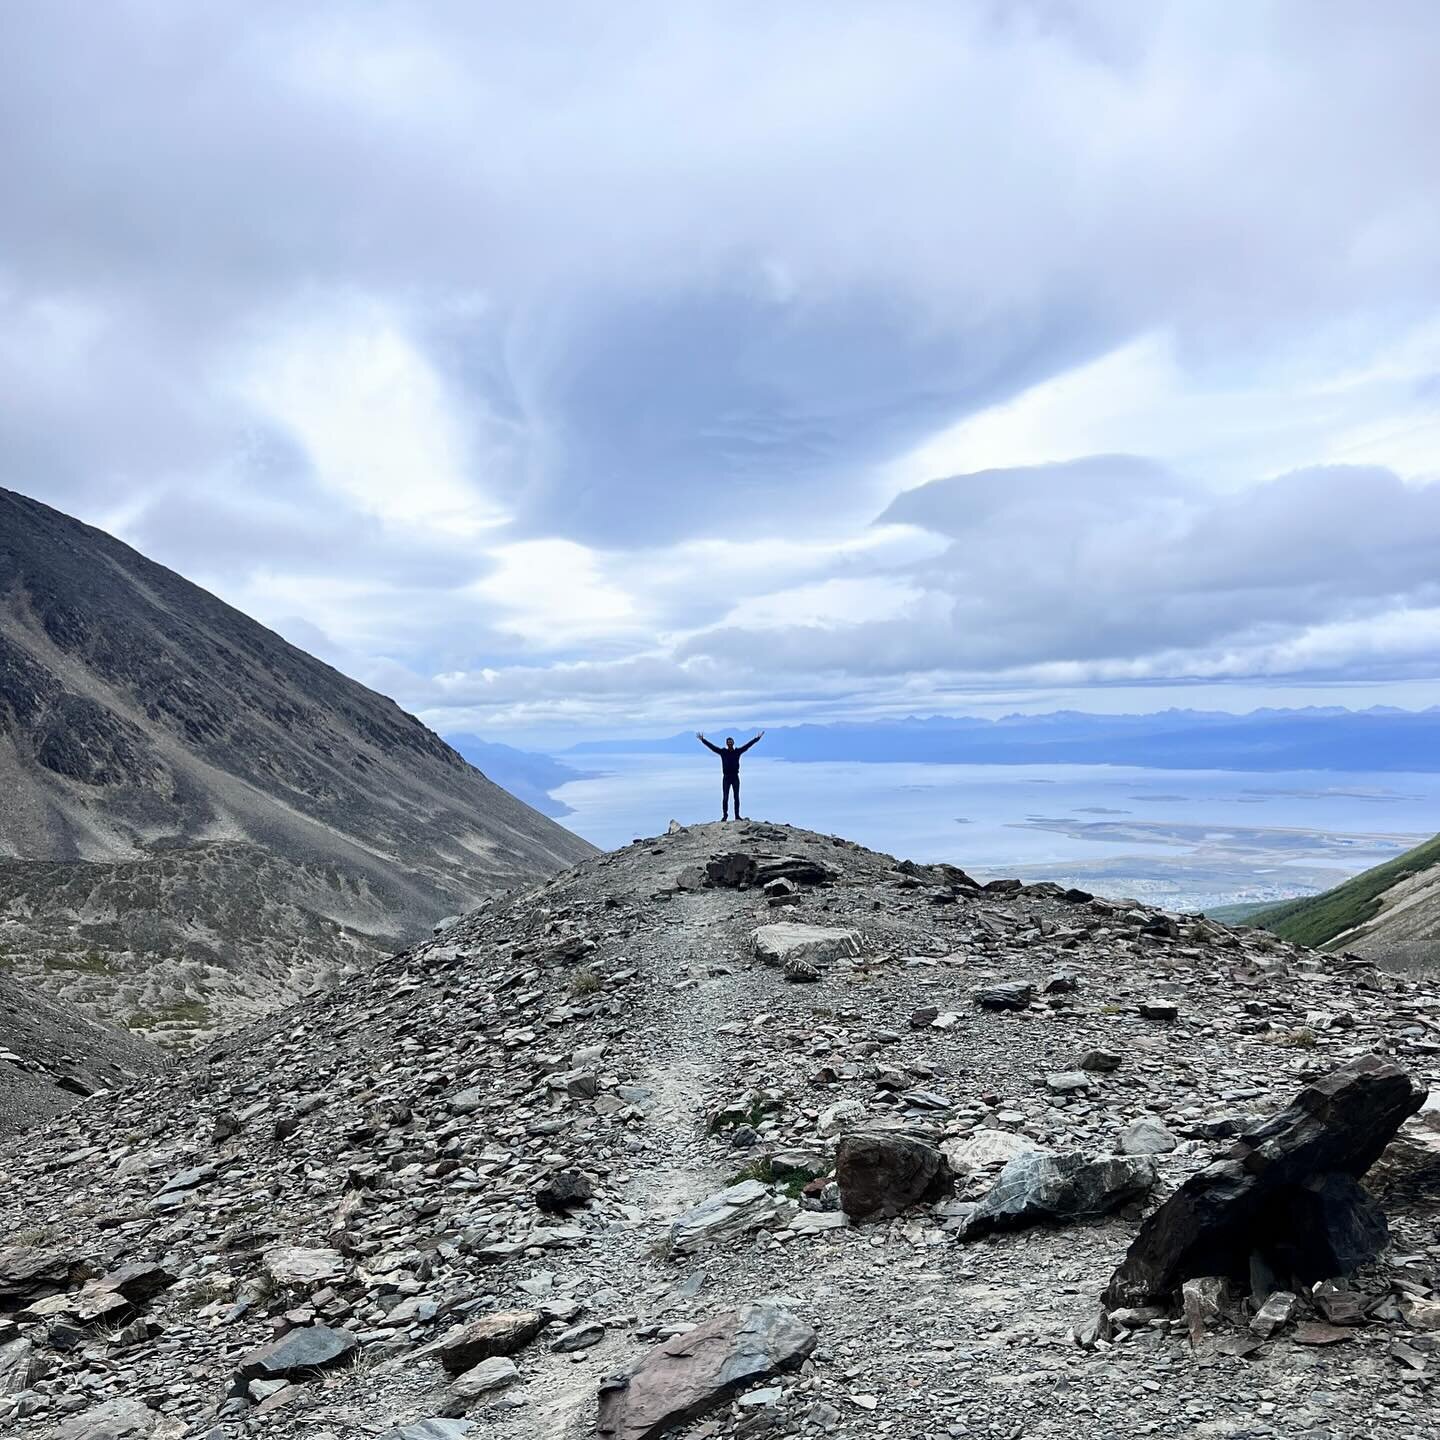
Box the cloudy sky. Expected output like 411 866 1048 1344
5 1 1440 743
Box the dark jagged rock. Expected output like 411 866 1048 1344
705 853 757 888
535 1170 594 1212
961 1152 1157 1238
0 1247 95 1307
753 855 838 887
91 1262 175 1305
836 1131 953 1220
596 1302 816 1440
1106 1056 1427 1306
1275 1173 1389 1279
974 982 1034 1011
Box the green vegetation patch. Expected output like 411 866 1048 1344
126 998 213 1031
1253 831 1440 950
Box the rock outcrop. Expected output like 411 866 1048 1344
961 1151 1157 1238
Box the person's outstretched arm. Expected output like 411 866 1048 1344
738 729 765 753
697 732 723 755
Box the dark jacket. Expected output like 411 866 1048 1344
702 736 757 778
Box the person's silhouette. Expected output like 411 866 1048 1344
696 730 764 820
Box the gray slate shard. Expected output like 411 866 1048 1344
92 1261 176 1303
0 1335 36 1397
1106 1055 1426 1307
235 1323 358 1382
835 1131 953 1221
596 1302 817 1440
962 1151 1157 1238
446 1355 520 1400
376 1423 476 1440
423 1310 545 1373
54 1398 157 1439
669 1179 794 1255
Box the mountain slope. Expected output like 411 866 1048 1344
1254 830 1440 972
0 970 165 1137
0 486 594 1038
0 822 1434 1437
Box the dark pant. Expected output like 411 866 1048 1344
722 776 740 818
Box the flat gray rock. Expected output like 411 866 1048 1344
54 1399 157 1440
235 1323 358 1382
751 923 861 968
1119 1116 1179 1155
447 1355 520 1400
669 1180 794 1255
376 1423 476 1440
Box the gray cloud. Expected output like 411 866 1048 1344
3 3 1440 732
677 461 1440 682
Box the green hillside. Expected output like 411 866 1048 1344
1253 831 1440 949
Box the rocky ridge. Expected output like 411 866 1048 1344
1 821 1437 1439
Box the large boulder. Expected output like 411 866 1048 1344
961 1152 1157 1239
751 924 861 969
836 1131 953 1220
669 1180 794 1255
1106 1056 1427 1307
596 1302 816 1440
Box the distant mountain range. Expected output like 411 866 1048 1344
0 487 593 1048
443 735 593 816
568 707 1440 772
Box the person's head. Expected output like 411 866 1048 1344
725 736 735 748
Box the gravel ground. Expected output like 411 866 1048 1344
1 820 1436 1440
